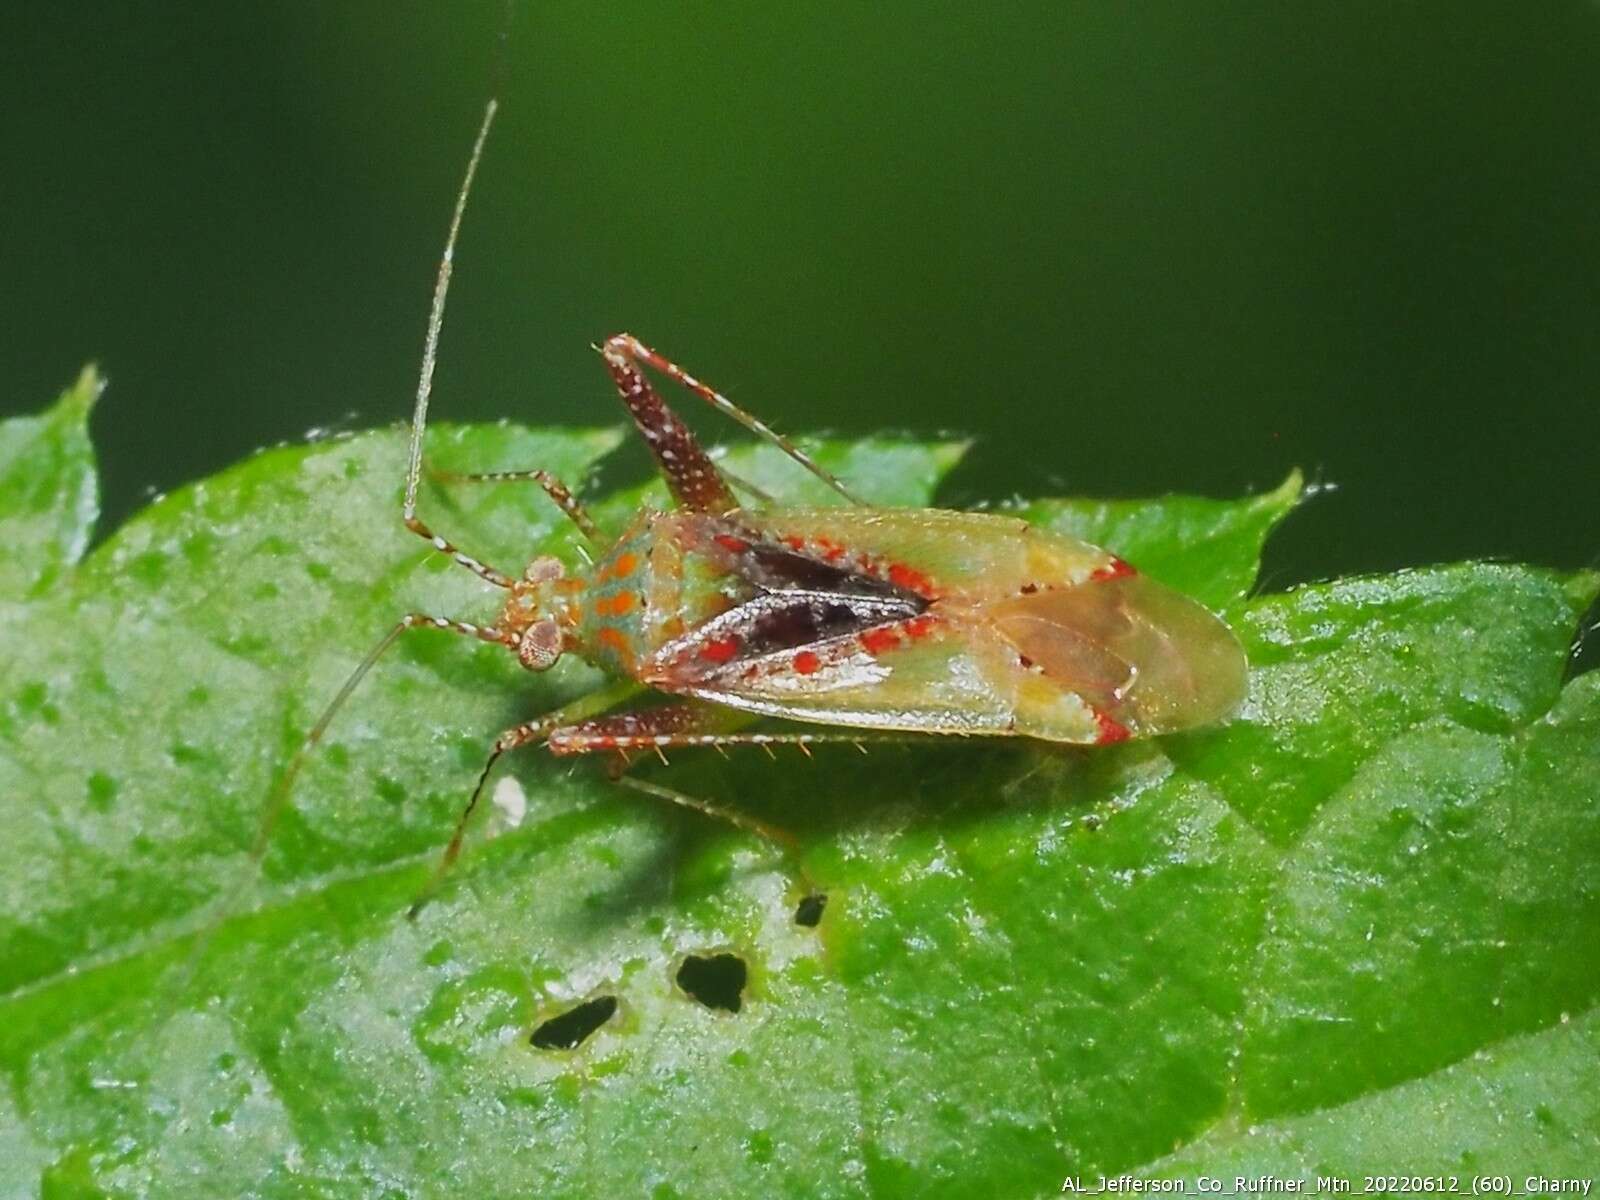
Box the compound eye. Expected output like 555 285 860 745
518 619 563 672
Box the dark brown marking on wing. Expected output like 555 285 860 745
649 588 924 687
695 517 931 607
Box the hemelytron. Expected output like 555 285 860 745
255 98 1249 911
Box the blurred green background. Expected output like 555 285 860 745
4 3 1598 603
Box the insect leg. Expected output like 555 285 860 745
600 333 865 506
256 613 514 863
598 336 864 508
544 702 801 847
405 676 646 918
595 335 741 514
186 612 514 980
546 707 905 757
717 467 777 508
428 466 604 543
396 98 518 589
406 715 556 919
611 769 827 916
610 774 799 853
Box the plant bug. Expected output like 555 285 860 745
251 97 1249 916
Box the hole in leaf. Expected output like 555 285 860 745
794 893 827 927
529 995 617 1050
676 953 747 1013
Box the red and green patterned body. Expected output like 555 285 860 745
549 504 1246 747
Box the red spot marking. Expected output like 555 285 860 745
861 626 901 655
904 615 939 640
815 536 846 561
598 627 632 655
700 636 740 664
597 592 637 617
1093 709 1133 745
888 562 936 596
714 533 749 554
793 650 822 674
782 535 806 551
1090 556 1137 582
611 552 639 578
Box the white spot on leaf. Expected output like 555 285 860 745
488 776 527 836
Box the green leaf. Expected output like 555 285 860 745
0 380 1595 1196
0 366 102 599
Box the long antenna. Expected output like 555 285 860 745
178 91 509 997
404 97 499 523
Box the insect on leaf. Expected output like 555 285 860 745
0 380 1596 1195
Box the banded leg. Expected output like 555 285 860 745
407 715 556 918
551 703 816 856
597 335 740 514
428 465 603 543
598 332 865 511
546 704 880 758
405 677 645 918
548 704 883 881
